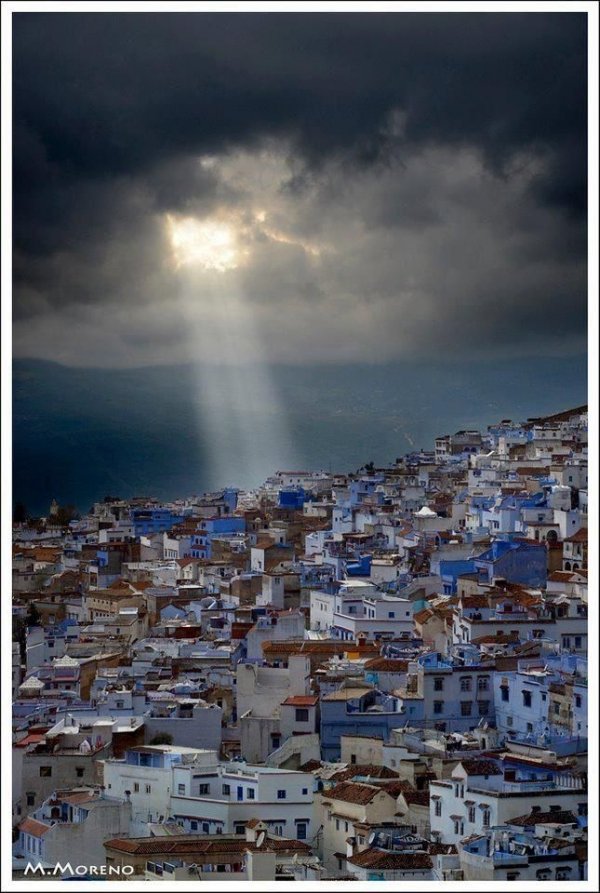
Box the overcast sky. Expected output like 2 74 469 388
12 12 588 367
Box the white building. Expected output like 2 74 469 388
429 758 587 845
170 763 316 842
102 746 218 833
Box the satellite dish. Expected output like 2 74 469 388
256 831 266 848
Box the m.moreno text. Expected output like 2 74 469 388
24 863 134 877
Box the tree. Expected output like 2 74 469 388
13 502 28 524
55 504 81 526
26 602 42 627
149 733 173 745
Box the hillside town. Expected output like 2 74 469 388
11 405 588 882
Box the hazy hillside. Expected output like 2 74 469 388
13 356 587 515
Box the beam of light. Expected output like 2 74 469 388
166 212 294 494
166 213 242 272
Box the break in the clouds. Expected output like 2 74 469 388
12 12 587 367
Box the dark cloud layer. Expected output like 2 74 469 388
12 12 588 366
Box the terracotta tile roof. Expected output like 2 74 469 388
472 633 519 645
428 843 458 855
413 609 434 625
299 759 322 772
364 658 409 672
14 732 49 748
19 818 52 838
104 835 311 856
400 789 430 806
457 759 502 776
509 809 578 827
379 780 418 797
564 527 588 543
348 849 433 870
323 782 391 805
280 695 319 707
547 571 581 582
59 790 98 805
331 765 400 782
461 595 489 608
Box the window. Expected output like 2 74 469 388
202 822 210 833
526 722 534 733
296 822 307 840
295 708 309 722
39 766 52 777
507 872 520 881
302 788 308 795
335 819 340 830
434 701 444 715
434 800 442 817
190 820 198 831
501 685 509 702
134 783 140 793
145 784 152 794
222 784 230 795
468 806 476 823
575 637 582 649
575 695 582 708
553 702 560 716
388 611 395 618
434 677 444 691
522 690 532 708
578 803 588 816
178 784 185 795
461 701 472 716
76 767 84 778
247 788 255 800
478 701 490 716
26 793 35 807
477 677 489 691
482 809 491 827
460 677 472 692
277 790 287 800
198 784 210 795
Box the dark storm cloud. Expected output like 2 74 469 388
12 11 588 365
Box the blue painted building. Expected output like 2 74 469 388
131 508 184 536
439 559 477 594
190 517 246 559
349 476 385 507
319 688 405 760
474 539 547 587
278 488 306 509
346 555 372 577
